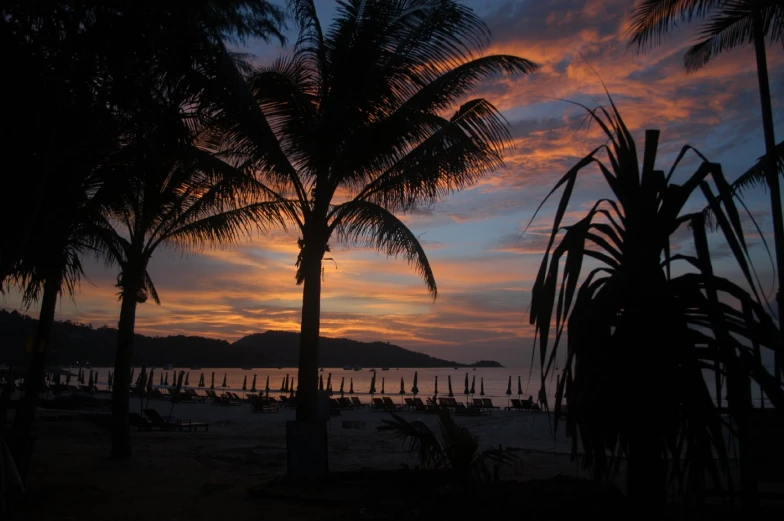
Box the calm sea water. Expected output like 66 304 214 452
81 366 554 404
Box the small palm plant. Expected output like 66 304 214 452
379 410 518 482
527 95 783 506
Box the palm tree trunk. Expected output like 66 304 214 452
10 271 60 481
295 247 323 422
753 5 784 381
110 271 142 459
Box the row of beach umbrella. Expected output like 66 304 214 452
68 369 530 399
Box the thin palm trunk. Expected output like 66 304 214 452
10 271 59 481
295 248 322 422
110 268 142 459
752 6 784 383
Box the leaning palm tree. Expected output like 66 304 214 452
527 97 783 508
94 91 287 459
226 0 538 435
628 0 784 383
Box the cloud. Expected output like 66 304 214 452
5 0 780 369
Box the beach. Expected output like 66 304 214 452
11 397 597 521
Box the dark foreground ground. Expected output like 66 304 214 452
6 414 784 521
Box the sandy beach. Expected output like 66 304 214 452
10 397 601 521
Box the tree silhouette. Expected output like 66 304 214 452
2 4 121 480
225 0 538 432
528 97 782 508
628 0 784 389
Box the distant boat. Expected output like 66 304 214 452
353 365 362 371
369 368 376 372
320 368 324 372
241 365 252 370
343 365 352 370
163 364 173 370
381 367 390 371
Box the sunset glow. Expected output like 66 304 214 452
4 0 782 367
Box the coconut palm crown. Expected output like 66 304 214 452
227 0 539 423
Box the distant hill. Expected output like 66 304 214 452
0 310 502 368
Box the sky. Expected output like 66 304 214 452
3 0 783 367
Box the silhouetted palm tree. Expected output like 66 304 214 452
628 0 784 385
528 97 782 508
2 4 121 479
0 1 286 285
227 0 538 427
93 86 288 458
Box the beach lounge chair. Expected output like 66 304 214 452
482 398 500 411
382 397 404 411
473 398 485 410
338 397 356 409
404 397 417 410
143 409 180 430
144 408 209 431
251 399 280 413
412 398 434 412
507 398 522 411
351 397 365 408
453 402 484 416
371 398 387 411
129 412 152 431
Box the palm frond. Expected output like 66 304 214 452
330 200 436 297
627 0 728 50
684 2 756 71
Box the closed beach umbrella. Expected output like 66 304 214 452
242 375 247 392
280 375 286 392
480 377 484 396
283 374 290 392
290 378 296 397
411 372 419 396
381 377 385 394
339 377 345 397
198 373 205 388
185 372 190 386
221 373 227 388
470 375 475 395
319 374 324 391
399 377 405 395
326 373 332 395
434 376 438 396
147 368 155 393
464 373 469 396
448 375 453 397
506 375 512 407
349 378 354 394
87 371 94 389
264 375 270 397
369 373 376 395
251 375 257 392
210 372 215 390
129 368 134 385
159 373 164 386
517 376 523 396
164 373 169 385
